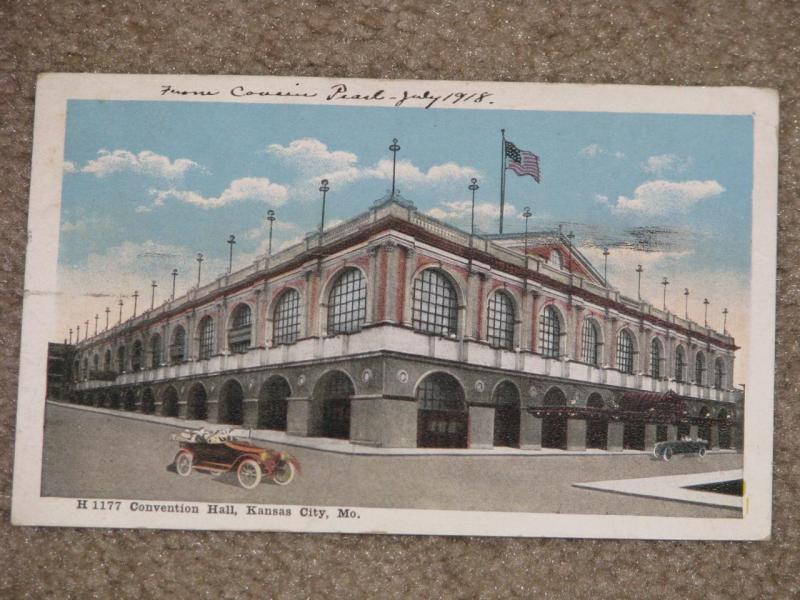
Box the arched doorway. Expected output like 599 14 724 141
416 372 467 448
316 371 354 439
493 381 520 447
542 387 567 450
259 376 291 430
161 386 179 417
187 383 208 420
220 379 244 425
698 406 712 442
586 393 607 449
141 388 155 414
123 389 138 411
718 409 732 449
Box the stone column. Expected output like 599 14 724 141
252 289 263 349
242 397 259 429
383 242 400 324
607 421 625 451
644 423 658 451
566 418 587 451
520 412 542 449
468 405 495 449
520 287 533 351
710 425 720 450
529 293 541 353
367 244 381 324
401 248 417 327
464 270 482 341
286 396 312 437
178 398 189 419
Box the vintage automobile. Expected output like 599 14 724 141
653 437 709 461
171 428 300 489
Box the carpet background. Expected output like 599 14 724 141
1 1 798 598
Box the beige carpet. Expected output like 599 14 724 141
1 1 798 598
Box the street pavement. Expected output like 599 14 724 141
41 403 743 518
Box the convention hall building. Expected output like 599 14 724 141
64 197 743 452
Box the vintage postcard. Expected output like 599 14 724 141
11 74 777 539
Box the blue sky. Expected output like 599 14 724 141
58 100 752 381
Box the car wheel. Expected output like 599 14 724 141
272 461 296 486
662 447 673 461
175 451 193 477
698 447 706 457
237 458 262 489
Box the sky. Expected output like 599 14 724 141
58 99 753 384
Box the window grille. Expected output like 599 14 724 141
487 291 514 349
580 319 601 365
327 268 367 334
714 358 725 389
273 289 301 345
616 329 634 374
170 326 186 364
674 346 686 382
199 317 214 360
695 352 705 385
228 304 252 354
650 338 662 378
539 305 561 358
412 269 458 337
416 373 465 411
150 334 161 368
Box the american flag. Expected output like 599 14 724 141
505 140 540 182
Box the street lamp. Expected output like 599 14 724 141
196 253 204 287
132 290 139 318
84 320 89 340
468 178 479 236
389 138 400 199
683 288 689 319
522 206 532 257
602 247 610 287
319 179 330 243
171 268 178 300
69 328 73 344
105 306 110 330
566 231 575 274
227 234 236 273
723 308 729 334
267 209 276 256
150 280 157 310
703 298 710 327
661 277 669 311
94 314 99 335
118 299 124 324
636 264 643 300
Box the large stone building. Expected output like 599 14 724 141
65 197 743 452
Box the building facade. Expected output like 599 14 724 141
64 198 743 452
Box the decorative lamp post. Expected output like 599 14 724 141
389 138 400 199
84 320 89 340
118 299 124 324
227 234 236 273
566 231 575 274
319 178 330 241
196 253 204 287
76 324 80 343
661 277 669 311
171 268 178 300
468 178 479 236
723 307 729 334
150 280 157 310
132 290 139 318
267 209 276 256
94 314 99 335
703 298 710 327
522 207 532 257
69 328 73 344
636 264 643 300
105 306 110 330
683 288 690 319
602 247 610 287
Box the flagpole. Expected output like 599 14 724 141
499 129 506 234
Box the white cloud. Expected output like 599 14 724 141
134 205 153 214
60 215 115 234
63 160 77 173
580 144 604 157
79 149 199 179
427 201 518 232
150 177 288 210
266 138 357 173
608 180 725 216
643 153 693 176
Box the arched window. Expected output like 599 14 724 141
487 291 514 349
412 269 458 337
228 304 252 354
714 358 725 390
580 319 601 366
616 329 634 374
198 317 215 360
92 353 99 373
327 268 367 334
273 289 301 345
674 346 686 382
695 351 706 385
104 349 111 371
131 340 143 372
82 357 88 380
416 372 467 448
150 334 162 368
548 249 563 269
116 345 125 373
650 338 662 379
170 325 186 364
539 305 561 358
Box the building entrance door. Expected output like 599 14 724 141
324 397 351 439
416 372 468 448
493 382 520 448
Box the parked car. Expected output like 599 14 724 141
653 437 709 461
171 428 300 489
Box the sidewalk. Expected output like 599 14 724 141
48 400 740 458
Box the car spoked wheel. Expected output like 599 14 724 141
272 461 296 486
662 447 673 462
237 458 262 489
175 451 193 476
698 447 706 457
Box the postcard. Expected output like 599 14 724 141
11 73 777 539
